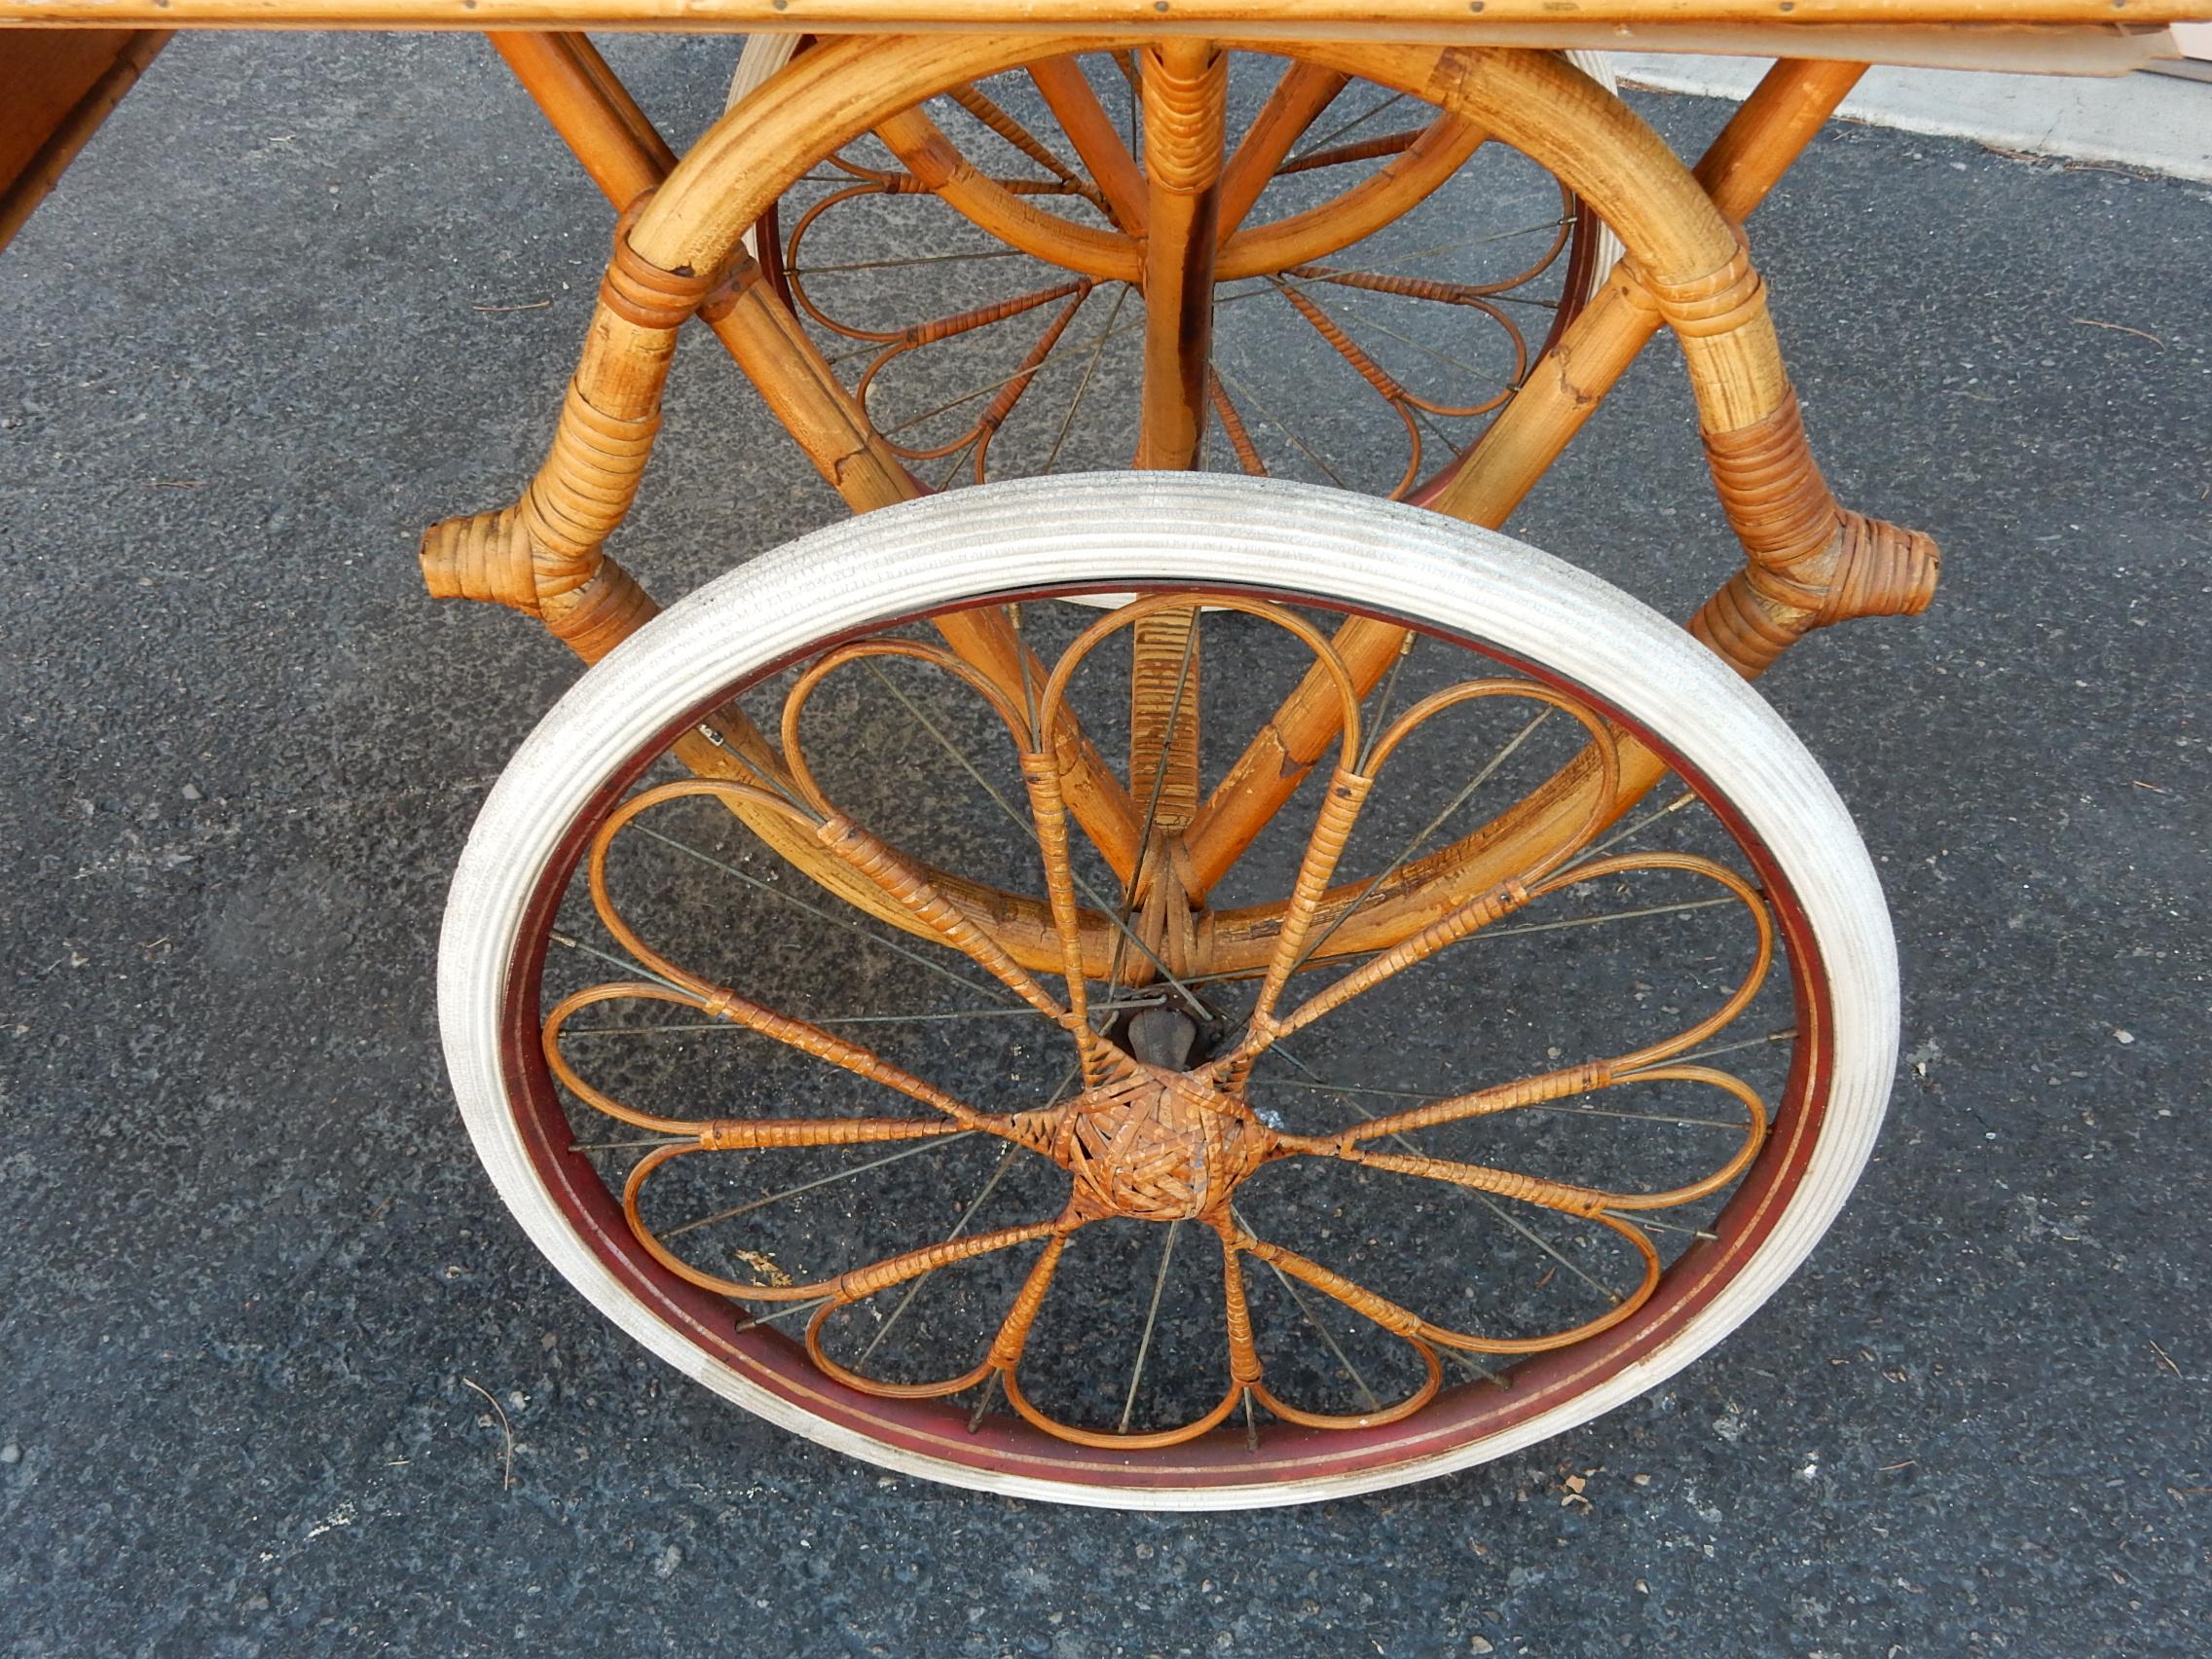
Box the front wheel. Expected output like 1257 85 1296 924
439 474 1898 1508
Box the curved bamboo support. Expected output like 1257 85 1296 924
870 58 1489 287
1212 108 1488 280
873 103 1143 280
633 33 1138 272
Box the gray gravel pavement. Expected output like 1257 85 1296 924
2 32 2206 1658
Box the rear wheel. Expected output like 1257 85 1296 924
441 474 1897 1507
738 42 1617 501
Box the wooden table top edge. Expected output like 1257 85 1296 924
0 1 2205 38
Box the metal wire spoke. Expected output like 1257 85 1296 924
1118 1218 1183 1432
936 429 987 491
793 246 1031 276
1289 88 1410 164
631 823 1010 1006
1470 895 1738 943
1350 217 1578 277
1673 1028 1796 1067
1264 1043 1630 1312
1179 891 1758 1000
858 1138 1028 1363
1560 789 1698 870
1407 403 1473 474
661 1132 978 1239
1468 1191 1627 1309
1209 361 1348 489
1207 373 1271 476
1279 882 1751 1052
1615 1213 1720 1242
1317 294 1519 396
1043 283 1132 472
736 1296 837 1334
561 998 1168 1037
880 299 1148 439
548 927 688 993
1264 1076 1761 1132
1273 127 1426 176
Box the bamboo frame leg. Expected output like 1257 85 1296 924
0 26 170 254
489 31 675 203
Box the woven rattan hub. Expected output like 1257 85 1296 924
1044 1064 1269 1223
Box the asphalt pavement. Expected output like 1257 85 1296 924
2 31 2206 1658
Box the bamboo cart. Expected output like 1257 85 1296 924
5 1 2201 1508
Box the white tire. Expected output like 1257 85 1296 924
441 473 1897 1508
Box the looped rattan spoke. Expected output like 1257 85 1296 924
851 279 1095 462
628 1141 1059 1308
1257 850 1775 1143
544 978 1000 1137
1037 592 1365 1004
1212 678 1621 1085
1228 1227 1445 1429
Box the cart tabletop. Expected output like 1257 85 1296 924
0 0 2206 34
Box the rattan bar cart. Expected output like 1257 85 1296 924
5 0 2201 1508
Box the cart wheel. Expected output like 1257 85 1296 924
441 474 1896 1507
743 46 1612 502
